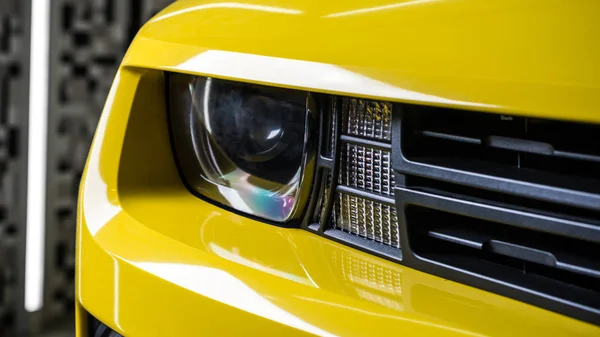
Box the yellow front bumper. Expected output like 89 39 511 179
74 69 599 337
76 188 600 337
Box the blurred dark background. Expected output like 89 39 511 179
0 0 175 335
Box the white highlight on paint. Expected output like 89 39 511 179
25 0 51 312
82 75 121 236
151 2 303 22
209 244 315 286
133 262 335 337
177 50 494 109
322 0 436 18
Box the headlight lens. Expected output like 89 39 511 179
168 74 316 222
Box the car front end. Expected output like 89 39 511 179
76 1 600 336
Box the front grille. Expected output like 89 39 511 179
307 96 401 261
397 106 600 325
305 96 600 325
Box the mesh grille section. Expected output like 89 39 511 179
342 98 392 141
340 143 394 196
332 193 400 248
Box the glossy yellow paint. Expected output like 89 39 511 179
76 0 600 336
125 0 600 123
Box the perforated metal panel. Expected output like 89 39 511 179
0 0 30 334
332 193 400 248
340 143 394 196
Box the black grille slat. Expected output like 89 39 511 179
554 149 600 163
418 130 600 163
401 106 600 212
485 136 553 155
418 130 481 144
398 192 600 323
427 228 600 279
395 105 600 325
431 254 600 318
405 176 600 227
397 187 600 248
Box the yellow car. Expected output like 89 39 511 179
76 0 600 336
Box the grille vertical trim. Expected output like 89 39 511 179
395 187 600 325
304 96 341 232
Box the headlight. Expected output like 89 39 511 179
167 73 317 222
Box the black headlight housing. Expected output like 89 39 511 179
167 73 317 223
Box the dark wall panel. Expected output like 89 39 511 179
42 0 174 329
0 0 30 334
1 0 174 335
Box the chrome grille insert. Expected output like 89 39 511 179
333 192 399 248
340 143 394 196
342 98 392 141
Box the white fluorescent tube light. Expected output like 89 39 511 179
25 0 50 312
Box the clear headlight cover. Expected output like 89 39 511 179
168 74 316 222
